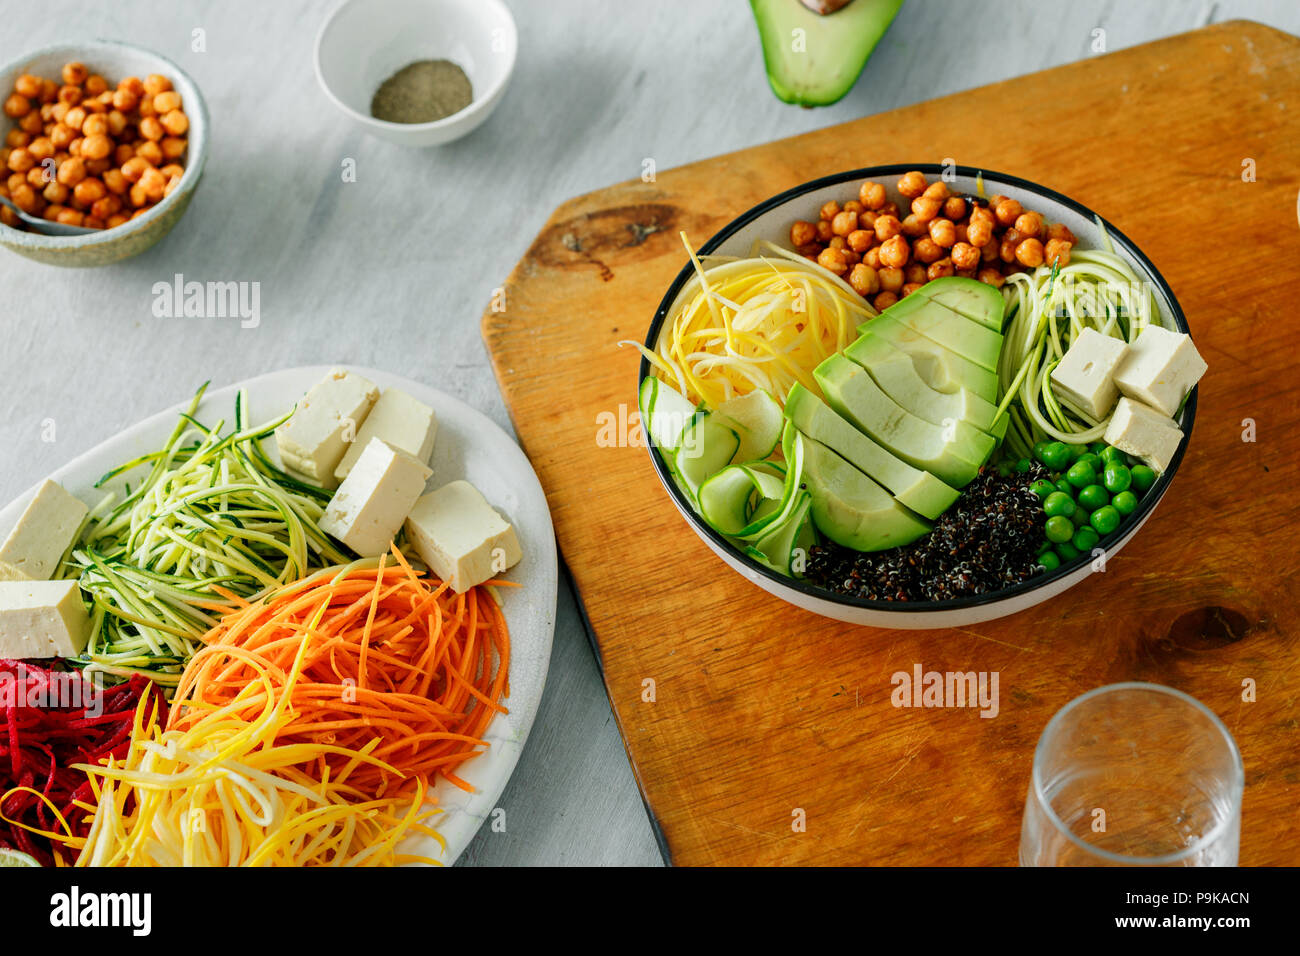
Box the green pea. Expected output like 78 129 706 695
1100 445 1125 466
1016 457 1032 474
1066 461 1095 488
1045 515 1075 543
1030 479 1056 499
1056 541 1080 561
1070 506 1088 526
1043 492 1075 518
1038 551 1061 571
1037 538 1054 556
1130 465 1156 493
1067 442 1088 461
1077 484 1109 511
1090 505 1121 535
1076 452 1101 473
997 461 1014 477
1112 490 1138 515
1040 441 1071 470
1103 463 1131 493
1055 478 1073 496
1089 441 1107 455
1073 526 1100 552
1033 441 1052 463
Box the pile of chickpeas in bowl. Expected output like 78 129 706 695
789 170 1079 312
0 62 189 231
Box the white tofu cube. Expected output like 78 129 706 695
1050 328 1129 420
319 438 432 557
275 369 380 489
404 481 522 594
1104 397 1184 473
0 579 91 659
1113 326 1207 418
0 480 88 581
334 388 438 482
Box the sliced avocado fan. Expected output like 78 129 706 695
749 0 905 107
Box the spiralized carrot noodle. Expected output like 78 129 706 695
169 548 511 797
67 653 443 867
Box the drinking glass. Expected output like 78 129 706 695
1020 682 1244 866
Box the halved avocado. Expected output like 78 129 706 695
749 0 905 107
913 277 1008 331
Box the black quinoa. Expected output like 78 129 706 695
804 464 1049 602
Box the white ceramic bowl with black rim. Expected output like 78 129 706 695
639 164 1197 629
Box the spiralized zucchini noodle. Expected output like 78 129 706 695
63 385 350 689
995 231 1164 461
632 234 874 408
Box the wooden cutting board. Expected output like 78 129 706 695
483 21 1300 866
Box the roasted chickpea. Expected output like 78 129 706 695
994 198 1022 227
3 93 31 118
901 282 924 297
160 109 189 137
900 214 927 238
841 199 862 216
120 156 150 183
943 196 966 220
796 244 820 261
859 181 886 209
828 235 847 251
159 163 184 180
873 215 902 242
139 116 164 141
118 75 144 96
100 167 127 195
857 209 877 231
877 266 904 293
897 170 927 199
39 101 56 122
1044 238 1072 267
927 258 956 280
818 200 840 223
1015 237 1045 268
1046 222 1077 245
111 87 139 112
26 136 54 162
14 74 42 98
63 106 86 131
128 182 149 207
911 196 942 222
57 84 82 106
38 79 58 104
873 291 899 311
67 137 82 157
83 95 107 114
61 62 88 85
83 215 106 230
913 237 944 264
878 235 911 269
817 246 848 275
0 204 18 228
137 95 156 118
90 193 121 220
50 101 69 123
831 209 858 237
105 212 129 228
846 229 873 253
73 176 106 207
1014 212 1042 237
80 133 112 161
56 155 87 186
144 74 172 96
113 143 134 166
841 248 861 268
815 219 834 243
848 263 880 296
18 111 42 134
877 201 900 219
977 267 1005 288
950 241 980 270
790 220 817 246
131 208 151 219
85 157 111 176
42 178 68 201
6 148 34 173
4 129 30 148
928 217 956 248
5 172 24 193
80 112 108 137
55 206 83 226
922 181 949 202
25 166 46 187
999 236 1018 263
904 262 927 286
10 182 38 213
864 247 881 269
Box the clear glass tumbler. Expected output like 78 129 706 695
1020 682 1244 866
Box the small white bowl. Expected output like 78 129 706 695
314 0 516 147
0 40 209 267
640 165 1199 629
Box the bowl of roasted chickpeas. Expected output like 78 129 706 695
0 41 208 266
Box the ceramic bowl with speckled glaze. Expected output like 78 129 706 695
0 41 208 267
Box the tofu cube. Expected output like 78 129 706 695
334 388 438 482
0 479 88 581
319 438 432 557
1104 397 1185 473
0 579 92 659
1049 328 1129 420
275 369 380 489
1113 326 1207 418
404 481 522 594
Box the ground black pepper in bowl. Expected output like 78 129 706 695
804 465 1049 602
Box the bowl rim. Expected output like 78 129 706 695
0 39 209 250
639 163 1198 615
312 0 518 134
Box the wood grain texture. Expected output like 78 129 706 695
483 21 1300 866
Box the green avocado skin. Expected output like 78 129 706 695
749 0 905 107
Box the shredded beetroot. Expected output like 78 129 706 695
0 659 166 866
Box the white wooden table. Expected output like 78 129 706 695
2 0 1295 866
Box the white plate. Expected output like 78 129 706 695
0 365 558 866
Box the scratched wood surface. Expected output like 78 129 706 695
483 21 1300 866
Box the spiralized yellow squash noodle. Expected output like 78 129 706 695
635 235 874 408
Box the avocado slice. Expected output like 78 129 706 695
749 0 905 107
865 295 1004 373
815 354 994 487
798 433 931 552
913 277 1007 331
846 335 1008 439
849 321 999 402
785 383 957 519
